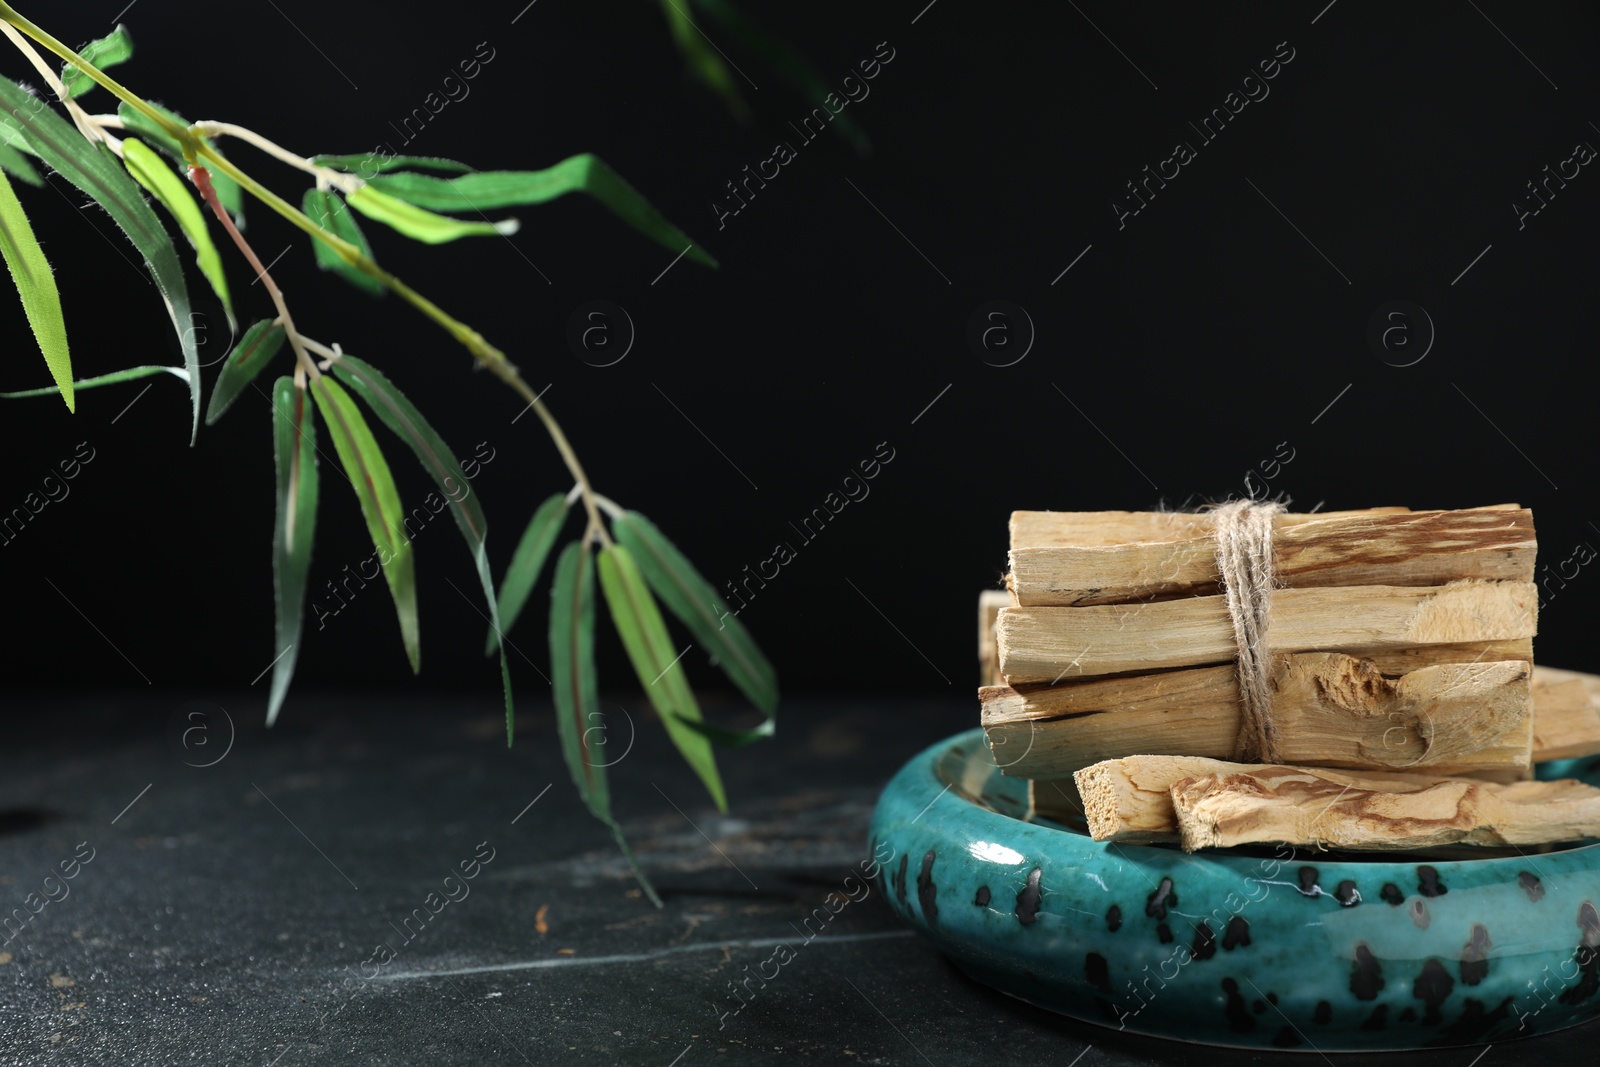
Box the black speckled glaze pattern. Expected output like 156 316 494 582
869 730 1600 1051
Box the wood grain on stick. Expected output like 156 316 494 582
996 579 1538 682
1533 664 1600 696
1385 666 1600 776
1008 507 1534 606
1074 755 1600 850
1171 766 1600 852
1529 671 1600 761
1073 755 1232 844
1008 507 1416 548
984 653 1532 775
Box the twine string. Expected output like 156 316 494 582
1211 500 1286 762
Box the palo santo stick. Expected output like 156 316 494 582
1530 675 1600 760
1009 507 1533 606
1171 766 1600 852
984 654 1532 776
1074 755 1600 849
978 589 1009 688
1533 664 1600 696
1074 756 1234 844
996 579 1538 682
1359 640 1535 674
1461 667 1600 774
1009 506 1415 548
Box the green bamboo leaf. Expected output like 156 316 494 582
0 167 71 411
346 183 514 245
312 153 474 176
488 492 568 654
1 363 185 399
692 0 870 155
365 155 716 267
613 510 777 734
324 354 514 737
0 143 42 187
122 136 234 331
205 320 285 425
61 25 134 99
116 101 245 224
551 542 608 816
308 375 419 672
0 80 202 440
550 541 662 906
268 376 320 726
300 187 384 297
659 0 748 121
597 543 726 812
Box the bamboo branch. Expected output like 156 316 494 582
0 3 609 537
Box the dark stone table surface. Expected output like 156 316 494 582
1 692 1592 1065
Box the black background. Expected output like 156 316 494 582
3 0 1598 716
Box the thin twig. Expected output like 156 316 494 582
300 336 343 369
188 162 319 386
190 120 355 192
0 21 101 144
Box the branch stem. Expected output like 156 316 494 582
0 21 102 145
0 4 183 140
190 120 355 192
189 163 318 386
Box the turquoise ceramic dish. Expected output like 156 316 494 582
868 729 1600 1051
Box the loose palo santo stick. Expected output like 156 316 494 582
1008 507 1533 606
1172 767 1600 852
984 654 1532 776
1074 755 1600 850
997 579 1538 682
1074 756 1234 844
978 588 1008 688
1533 664 1600 697
1529 671 1600 760
1467 668 1600 780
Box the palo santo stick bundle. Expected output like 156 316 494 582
1074 755 1600 851
975 502 1600 852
